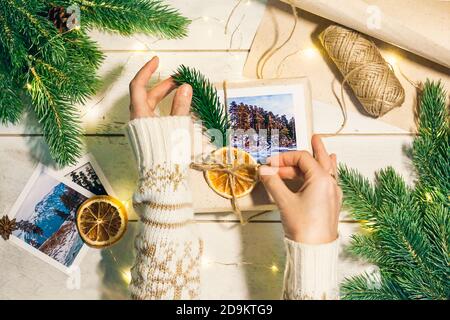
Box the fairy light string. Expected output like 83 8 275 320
87 1 283 284
78 1 424 290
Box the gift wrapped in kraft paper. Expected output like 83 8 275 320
244 0 450 133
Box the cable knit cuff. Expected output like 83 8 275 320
126 116 192 172
283 237 339 300
125 116 193 221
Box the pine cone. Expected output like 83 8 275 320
0 216 17 240
48 6 75 33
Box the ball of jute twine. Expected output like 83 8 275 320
319 25 405 119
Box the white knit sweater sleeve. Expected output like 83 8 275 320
282 237 340 300
126 116 202 300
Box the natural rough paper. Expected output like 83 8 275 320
244 0 450 132
281 0 450 68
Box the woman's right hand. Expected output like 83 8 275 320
259 135 342 244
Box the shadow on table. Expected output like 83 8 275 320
97 214 286 300
237 214 285 299
98 222 137 300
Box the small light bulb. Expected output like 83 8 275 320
385 54 397 66
425 192 433 203
26 83 32 90
202 16 210 22
122 200 130 210
121 269 132 284
271 264 279 273
131 40 148 51
202 257 212 267
303 47 318 59
84 107 101 124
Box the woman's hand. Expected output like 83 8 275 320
260 135 342 244
129 56 192 119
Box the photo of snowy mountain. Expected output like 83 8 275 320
12 171 88 267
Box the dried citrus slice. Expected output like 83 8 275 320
76 195 128 248
204 147 258 199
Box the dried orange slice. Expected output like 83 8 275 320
204 147 258 199
76 195 128 248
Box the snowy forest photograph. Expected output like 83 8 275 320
11 171 88 268
228 93 297 162
65 162 107 196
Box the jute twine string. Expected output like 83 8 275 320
225 0 245 35
255 1 406 135
256 3 298 79
190 163 260 225
193 3 404 221
190 80 262 225
319 25 405 120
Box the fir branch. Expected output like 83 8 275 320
28 66 83 166
347 233 389 266
422 203 450 285
338 164 380 221
0 0 188 165
340 80 450 300
52 0 190 38
172 65 230 145
341 273 408 300
374 167 411 208
0 66 23 124
4 0 67 65
413 80 450 199
0 12 28 69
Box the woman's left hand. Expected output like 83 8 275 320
129 56 192 120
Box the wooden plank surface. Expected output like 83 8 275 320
0 51 407 135
89 0 268 51
0 0 420 300
0 135 414 221
0 220 368 300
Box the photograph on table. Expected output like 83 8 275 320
7 165 94 273
57 153 115 197
219 81 312 163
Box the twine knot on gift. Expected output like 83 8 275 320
190 162 260 225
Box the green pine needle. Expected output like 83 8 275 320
339 80 450 300
51 0 190 38
0 63 23 124
172 65 230 146
0 0 190 166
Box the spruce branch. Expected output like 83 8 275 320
341 273 408 300
413 80 449 198
0 64 23 124
0 12 28 69
374 167 411 207
172 65 230 145
27 66 83 166
339 80 449 300
0 0 189 166
51 0 190 38
347 233 388 266
338 164 380 222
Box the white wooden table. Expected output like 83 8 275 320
0 0 415 299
